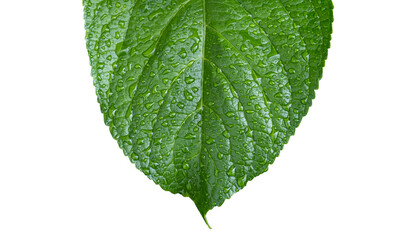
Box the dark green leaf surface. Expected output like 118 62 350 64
83 0 333 222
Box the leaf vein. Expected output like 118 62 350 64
205 25 274 124
203 58 256 137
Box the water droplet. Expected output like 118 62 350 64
177 102 185 109
131 152 139 161
154 138 162 145
169 112 176 118
152 85 159 94
185 133 196 139
145 103 153 109
179 48 187 59
288 34 296 40
226 112 235 117
118 20 126 29
191 42 199 53
184 90 194 101
143 42 156 58
258 60 267 68
116 85 123 92
302 51 309 61
237 176 246 187
183 163 190 169
227 166 235 176
185 77 195 84
182 147 190 154
97 62 105 69
222 130 230 139
129 84 137 98
291 56 300 63
206 137 215 145
137 138 145 145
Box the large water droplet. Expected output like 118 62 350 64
183 163 190 170
240 44 248 52
137 138 145 145
191 42 199 53
179 48 187 59
185 133 197 139
145 103 153 110
184 90 194 101
206 137 215 145
185 76 195 84
222 130 230 139
237 176 246 187
227 166 235 176
131 152 139 161
226 112 235 117
177 102 185 109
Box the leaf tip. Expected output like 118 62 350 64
202 214 212 229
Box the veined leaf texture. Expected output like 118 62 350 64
83 0 333 226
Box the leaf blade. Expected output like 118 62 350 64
84 0 333 220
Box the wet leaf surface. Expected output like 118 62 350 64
83 0 333 223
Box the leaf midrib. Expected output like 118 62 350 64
198 0 207 216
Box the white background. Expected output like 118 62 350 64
1 0 416 239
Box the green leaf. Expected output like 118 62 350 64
83 0 333 224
